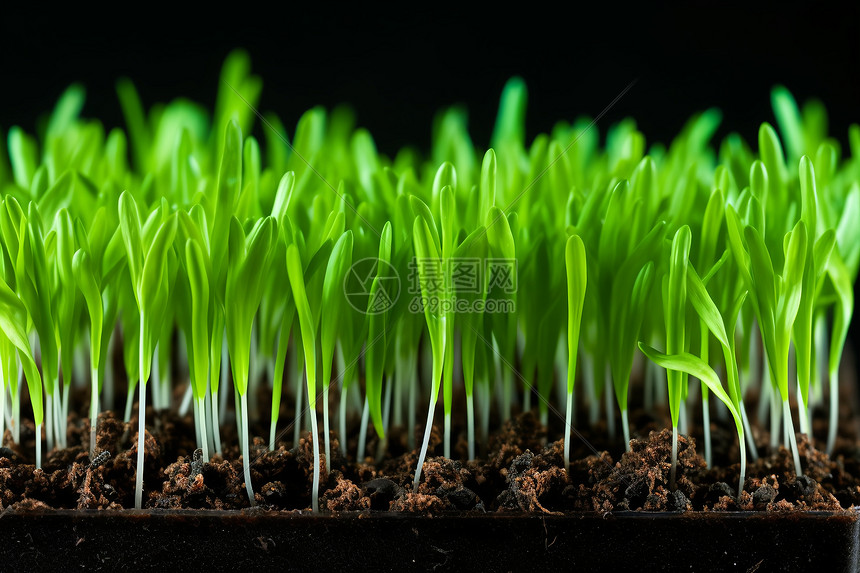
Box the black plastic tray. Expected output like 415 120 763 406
0 508 857 571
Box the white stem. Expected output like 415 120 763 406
376 374 393 463
123 386 134 423
12 366 20 444
323 384 331 473
197 396 210 461
604 364 615 440
564 391 572 472
740 399 758 462
35 423 41 469
309 392 320 513
248 328 259 421
357 397 369 462
408 359 417 450
134 368 146 509
826 367 838 456
103 328 116 412
219 334 229 425
443 412 451 459
797 385 810 436
161 368 172 412
413 395 437 492
783 399 803 477
758 354 771 425
678 395 688 437
0 365 5 448
480 380 491 447
268 416 277 452
466 394 475 461
211 391 223 455
293 368 305 448
621 408 631 451
2 387 9 439
89 367 99 458
339 383 348 457
240 393 256 506
61 379 70 449
584 352 598 426
770 385 781 451
702 392 712 468
46 393 54 453
738 430 747 498
393 360 404 429
179 383 193 417
670 425 678 490
152 347 161 412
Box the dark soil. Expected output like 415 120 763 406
1 392 859 514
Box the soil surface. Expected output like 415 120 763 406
1 388 859 514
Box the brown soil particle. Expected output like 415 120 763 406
323 473 370 512
0 404 857 514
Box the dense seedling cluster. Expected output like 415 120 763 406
0 51 858 510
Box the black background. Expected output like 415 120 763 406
2 4 860 356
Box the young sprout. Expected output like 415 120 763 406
5 58 860 517
664 226 691 489
286 242 321 511
0 275 44 467
226 216 275 506
118 191 177 509
564 235 587 471
411 205 447 492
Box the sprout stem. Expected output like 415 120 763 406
466 394 475 461
323 383 331 473
738 430 747 499
413 394 438 492
61 380 70 448
307 396 320 513
376 374 392 463
240 392 256 506
783 399 803 476
621 409 631 451
293 368 305 448
134 312 150 510
702 390 712 467
123 386 134 423
197 396 210 461
584 352 599 427
670 425 678 490
740 399 759 462
339 383 348 457
211 391 223 455
797 386 809 436
604 365 615 441
827 366 838 455
103 329 116 412
0 368 5 449
35 423 41 469
89 366 99 458
46 394 54 453
357 396 369 461
564 390 573 472
769 386 781 451
443 413 451 459
12 369 20 444
179 383 193 416
134 362 146 509
408 359 417 450
219 338 229 425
